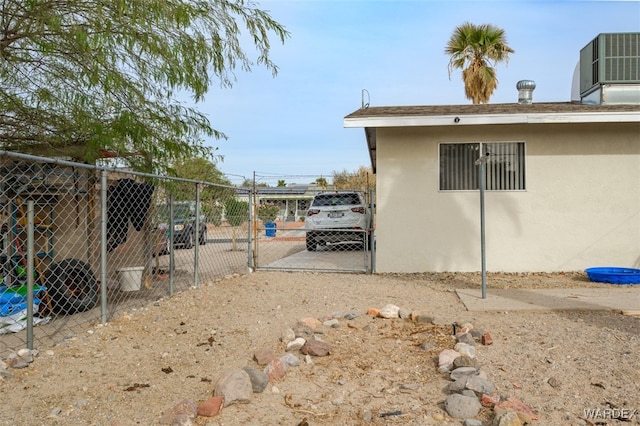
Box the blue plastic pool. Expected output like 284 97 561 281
585 267 640 285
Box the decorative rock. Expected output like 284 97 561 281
292 322 314 339
242 366 269 393
411 312 435 324
465 419 483 426
450 366 477 381
458 322 474 331
300 317 320 330
492 410 523 426
343 311 360 320
323 319 340 328
253 348 276 365
465 375 496 395
158 399 198 425
462 389 477 398
264 358 286 382
438 349 461 370
286 337 306 352
301 339 332 357
17 349 34 360
456 332 476 346
366 308 380 316
280 353 300 368
453 355 479 369
547 376 561 388
280 328 295 344
481 332 494 345
398 307 411 319
197 396 224 417
9 357 29 369
214 370 253 406
444 394 482 419
378 304 400 319
454 343 476 359
449 376 469 393
470 328 484 340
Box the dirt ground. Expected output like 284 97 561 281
0 271 638 426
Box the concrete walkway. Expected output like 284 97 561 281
456 286 640 313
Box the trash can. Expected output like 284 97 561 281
265 222 276 237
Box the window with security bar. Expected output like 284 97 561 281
439 142 526 191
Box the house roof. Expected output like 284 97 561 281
343 102 640 172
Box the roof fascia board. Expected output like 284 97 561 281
344 112 640 128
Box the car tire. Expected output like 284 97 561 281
184 232 194 249
306 234 316 251
47 259 99 315
199 229 207 246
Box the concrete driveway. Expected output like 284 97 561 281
456 286 640 313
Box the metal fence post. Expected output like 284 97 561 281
247 190 254 271
369 189 375 274
100 170 108 323
193 182 200 288
26 201 34 349
475 155 489 299
168 194 175 297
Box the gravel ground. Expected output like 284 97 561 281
0 271 638 425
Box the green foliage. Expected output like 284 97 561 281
167 157 235 201
257 203 279 223
445 22 514 104
0 0 289 171
277 180 286 187
204 205 224 227
332 166 375 193
224 198 249 227
314 177 328 189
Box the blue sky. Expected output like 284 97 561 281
202 0 640 185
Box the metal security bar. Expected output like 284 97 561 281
0 151 250 356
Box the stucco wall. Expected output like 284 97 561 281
375 122 640 272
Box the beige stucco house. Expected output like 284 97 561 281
344 102 640 273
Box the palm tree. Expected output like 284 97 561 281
445 22 515 104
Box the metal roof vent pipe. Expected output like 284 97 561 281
517 80 536 104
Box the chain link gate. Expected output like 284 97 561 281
0 151 251 356
250 185 375 273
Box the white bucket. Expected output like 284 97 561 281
116 267 144 292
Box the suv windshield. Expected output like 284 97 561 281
311 193 361 207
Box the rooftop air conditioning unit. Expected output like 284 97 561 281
579 32 640 104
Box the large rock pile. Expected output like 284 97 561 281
439 321 538 425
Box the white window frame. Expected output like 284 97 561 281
439 141 526 191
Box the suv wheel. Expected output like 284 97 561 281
306 234 316 251
184 232 194 249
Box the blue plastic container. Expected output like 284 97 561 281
585 267 640 285
0 285 46 305
265 222 277 237
0 287 24 305
0 299 41 316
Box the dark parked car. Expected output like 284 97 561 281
154 202 208 251
172 215 207 249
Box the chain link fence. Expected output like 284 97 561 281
0 151 250 356
248 176 375 273
0 156 374 355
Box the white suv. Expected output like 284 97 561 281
305 191 372 251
